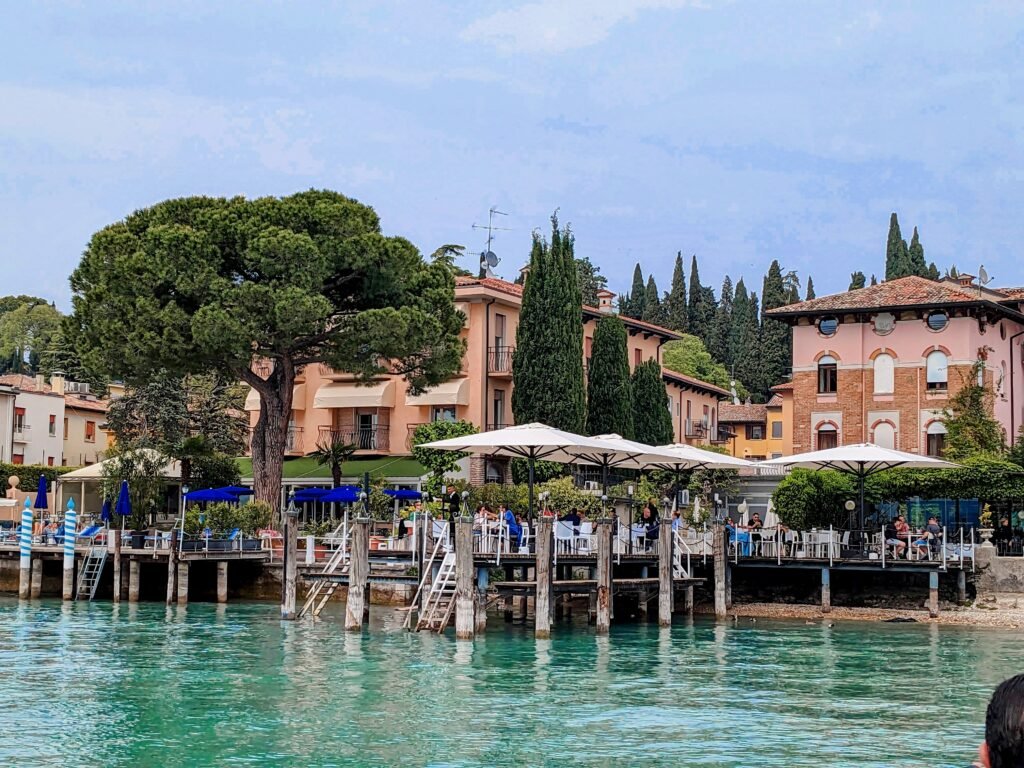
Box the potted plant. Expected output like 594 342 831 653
979 503 995 547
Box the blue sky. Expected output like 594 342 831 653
3 1 1023 309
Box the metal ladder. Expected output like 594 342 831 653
75 546 108 601
415 551 457 633
298 535 351 619
673 528 693 580
402 532 446 629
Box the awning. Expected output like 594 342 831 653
313 380 396 409
405 378 470 407
244 384 306 411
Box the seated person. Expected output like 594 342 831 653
748 512 764 549
885 517 907 558
914 515 943 557
671 509 682 531
559 508 582 529
641 504 660 549
503 507 523 547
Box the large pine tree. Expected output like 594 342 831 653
907 227 927 277
708 275 733 367
805 276 816 300
631 359 673 445
511 213 586 432
642 275 665 326
664 252 688 332
885 212 912 280
760 260 791 393
623 264 645 319
585 316 633 438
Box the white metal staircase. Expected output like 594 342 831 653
673 528 693 580
298 534 351 619
76 546 108 601
415 551 457 633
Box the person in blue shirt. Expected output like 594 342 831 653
559 508 582 528
500 505 522 548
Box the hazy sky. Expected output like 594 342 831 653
3 1 1023 308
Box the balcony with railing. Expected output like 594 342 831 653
487 346 514 375
486 422 512 432
248 426 304 455
684 419 710 440
12 423 29 444
318 425 391 453
711 426 735 444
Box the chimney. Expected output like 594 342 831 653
50 371 65 396
596 288 616 314
956 274 976 288
519 264 531 282
35 373 47 392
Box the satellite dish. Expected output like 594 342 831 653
484 251 499 267
979 264 992 286
480 250 500 278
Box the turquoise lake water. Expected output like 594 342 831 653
0 598 1018 767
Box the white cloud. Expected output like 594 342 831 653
461 0 705 54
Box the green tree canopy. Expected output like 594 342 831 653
412 420 478 497
908 226 927 276
942 360 1005 460
760 260 791 394
885 212 911 280
805 276 815 300
575 256 607 307
623 263 645 319
848 271 866 290
664 252 688 333
585 316 633 438
511 213 586 432
707 275 733 366
0 300 61 375
68 191 465 513
642 274 665 326
687 255 716 344
631 359 673 445
662 334 747 400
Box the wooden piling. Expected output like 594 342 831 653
821 567 831 614
475 567 489 634
30 557 42 598
128 559 140 603
684 586 694 615
63 560 74 601
595 519 612 634
217 561 229 604
112 533 122 604
455 518 475 639
281 511 298 620
658 523 673 627
166 530 178 606
929 571 939 618
535 517 553 639
957 569 966 603
713 524 726 618
176 561 189 606
345 518 369 631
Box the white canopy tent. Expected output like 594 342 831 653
57 450 183 523
761 443 957 529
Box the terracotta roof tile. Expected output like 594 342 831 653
660 368 731 398
766 393 783 408
0 374 62 397
766 275 994 317
718 403 768 423
770 381 794 391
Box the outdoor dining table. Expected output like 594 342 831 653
731 529 751 556
804 529 841 558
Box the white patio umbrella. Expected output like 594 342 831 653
418 423 614 518
737 499 750 527
760 443 958 529
568 434 696 494
763 499 779 529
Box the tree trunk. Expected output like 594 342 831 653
332 464 341 489
249 363 294 521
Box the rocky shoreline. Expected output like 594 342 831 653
694 596 1024 629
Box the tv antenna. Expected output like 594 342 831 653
472 206 511 278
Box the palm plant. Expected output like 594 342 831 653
310 438 358 488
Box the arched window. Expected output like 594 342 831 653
816 423 838 450
926 421 947 457
873 353 895 394
873 422 896 449
818 355 838 394
926 350 948 391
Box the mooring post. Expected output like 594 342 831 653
475 567 489 634
128 559 140 603
455 517 475 639
929 571 939 618
345 517 370 631
658 522 673 627
821 567 831 614
305 535 315 565
713 523 727 618
176 561 189 605
166 529 179 605
684 585 694 615
957 569 967 604
18 499 32 600
217 561 229 604
30 556 43 598
535 517 553 639
281 504 299 620
112 531 122 604
595 519 613 634
62 499 77 601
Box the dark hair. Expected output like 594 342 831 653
986 674 1024 768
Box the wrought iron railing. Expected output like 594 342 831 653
318 426 390 452
488 346 514 374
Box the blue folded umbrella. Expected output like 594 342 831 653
186 488 240 503
384 489 424 500
217 486 253 497
100 499 111 523
319 486 360 503
293 487 331 503
34 476 48 510
115 480 132 518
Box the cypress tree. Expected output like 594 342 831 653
687 254 702 331
885 212 912 280
738 291 763 397
642 275 664 326
805 276 816 300
849 271 866 290
870 274 878 286
585 316 633 438
511 213 585 433
927 262 940 280
617 293 631 317
664 252 688 333
631 359 673 445
760 260 791 394
707 275 733 366
729 278 750 370
625 264 645 319
908 227 927 277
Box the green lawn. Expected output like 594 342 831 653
235 455 427 481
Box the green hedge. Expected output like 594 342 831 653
0 463 80 492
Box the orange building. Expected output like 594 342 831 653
245 276 729 480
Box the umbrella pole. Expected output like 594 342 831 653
602 463 609 497
528 455 536 522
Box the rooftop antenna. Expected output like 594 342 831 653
472 206 511 278
978 264 993 297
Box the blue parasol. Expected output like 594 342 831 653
185 488 240 504
320 486 360 503
100 498 112 523
293 487 332 503
218 486 253 497
115 480 131 518
383 489 424 500
33 476 48 510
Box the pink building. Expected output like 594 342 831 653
767 275 1024 455
245 276 728 480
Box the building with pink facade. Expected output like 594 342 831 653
245 276 729 481
767 274 1024 456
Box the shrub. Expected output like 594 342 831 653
183 500 274 535
772 469 856 530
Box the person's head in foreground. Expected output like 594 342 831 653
975 674 1024 768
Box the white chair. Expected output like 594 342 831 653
578 522 594 554
760 528 777 557
631 524 647 552
555 521 575 554
519 522 532 553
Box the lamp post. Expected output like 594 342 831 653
282 493 300 620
